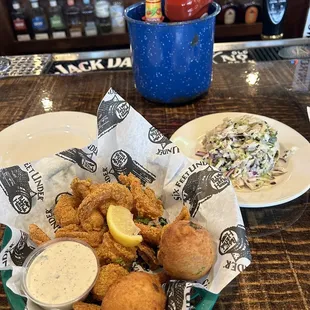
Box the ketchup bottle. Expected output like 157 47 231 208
165 0 212 22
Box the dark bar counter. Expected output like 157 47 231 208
0 58 310 309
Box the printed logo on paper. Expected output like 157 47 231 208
1 231 36 267
163 281 191 310
57 148 97 173
172 162 230 217
0 164 44 214
219 225 251 265
110 149 156 185
148 126 179 156
98 91 130 137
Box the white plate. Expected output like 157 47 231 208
0 112 97 168
170 112 310 208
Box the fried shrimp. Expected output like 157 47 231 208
135 223 162 246
96 232 137 267
137 242 160 270
71 177 101 201
73 302 101 310
54 194 80 227
81 210 106 232
119 173 163 219
55 227 103 248
29 224 50 246
92 264 129 301
78 183 133 222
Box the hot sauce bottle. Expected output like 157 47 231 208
217 0 239 25
144 0 163 22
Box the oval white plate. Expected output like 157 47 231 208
171 112 310 208
0 112 97 168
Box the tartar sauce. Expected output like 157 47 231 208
26 240 98 305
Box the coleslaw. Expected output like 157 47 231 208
199 115 292 190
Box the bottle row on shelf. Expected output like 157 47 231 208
217 0 263 25
11 0 126 41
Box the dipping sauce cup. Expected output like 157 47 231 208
124 2 221 104
22 238 99 310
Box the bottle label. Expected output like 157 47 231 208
50 15 65 29
96 1 110 18
17 34 31 41
267 0 287 25
32 16 47 31
85 21 98 36
110 4 125 28
52 31 66 38
145 0 162 22
245 6 258 24
13 18 27 31
224 8 236 25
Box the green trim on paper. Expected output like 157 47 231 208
1 227 26 310
1 226 219 309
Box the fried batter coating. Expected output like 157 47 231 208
29 224 50 246
175 206 191 221
119 173 163 219
71 177 101 201
73 302 101 310
81 210 105 232
154 270 171 285
135 223 162 246
137 242 160 271
78 183 133 222
55 227 103 248
92 264 129 301
96 232 136 267
54 194 80 227
101 272 166 310
158 220 215 280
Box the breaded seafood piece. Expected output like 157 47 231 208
101 272 166 310
158 220 215 281
92 264 129 301
73 302 101 310
119 173 163 219
71 177 101 201
55 227 103 248
135 223 162 246
81 210 105 232
78 183 133 221
96 232 136 267
54 194 80 227
29 224 50 246
137 242 160 271
175 206 191 221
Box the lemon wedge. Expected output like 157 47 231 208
107 205 143 247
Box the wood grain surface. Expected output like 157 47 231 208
0 60 309 310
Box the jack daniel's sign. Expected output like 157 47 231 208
46 57 132 75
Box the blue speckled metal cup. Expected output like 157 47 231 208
124 2 221 104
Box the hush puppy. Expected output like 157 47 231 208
158 220 215 280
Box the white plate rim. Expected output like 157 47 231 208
170 112 310 208
0 111 97 168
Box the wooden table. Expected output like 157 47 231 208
0 60 309 310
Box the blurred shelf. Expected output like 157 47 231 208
7 33 130 55
215 23 263 38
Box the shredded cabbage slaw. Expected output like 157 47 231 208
199 115 293 191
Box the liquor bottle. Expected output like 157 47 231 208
65 0 83 37
110 0 125 33
241 1 261 24
82 0 98 36
48 0 67 38
95 0 112 34
11 1 31 41
261 0 288 40
30 0 49 40
217 0 239 25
